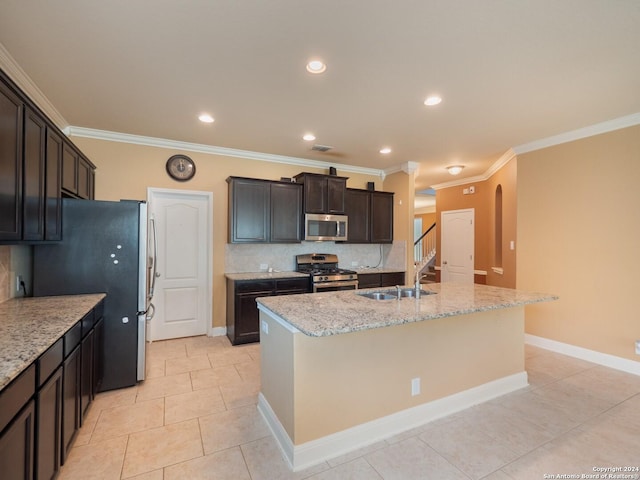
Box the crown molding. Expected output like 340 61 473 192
384 161 420 177
67 126 386 178
0 42 69 130
431 149 516 190
513 112 640 155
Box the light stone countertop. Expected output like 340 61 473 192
256 283 557 337
0 294 106 390
225 271 310 281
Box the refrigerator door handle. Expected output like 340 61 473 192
145 302 155 321
149 216 158 300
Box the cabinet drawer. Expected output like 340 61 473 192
81 309 95 337
275 278 310 292
236 280 275 294
0 364 36 433
38 338 63 387
64 322 81 357
357 273 381 288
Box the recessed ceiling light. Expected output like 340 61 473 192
379 147 392 154
446 165 464 175
306 60 327 74
303 133 316 141
198 113 214 123
424 96 442 106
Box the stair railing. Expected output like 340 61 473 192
414 222 436 266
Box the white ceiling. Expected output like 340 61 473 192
1 1 639 191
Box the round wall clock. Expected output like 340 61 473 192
166 154 196 181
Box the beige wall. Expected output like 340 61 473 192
517 125 640 361
382 169 415 280
435 158 517 288
73 137 384 329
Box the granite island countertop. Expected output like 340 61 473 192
256 283 557 337
0 294 106 390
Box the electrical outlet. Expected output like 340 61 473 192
635 340 640 355
463 187 469 195
351 261 358 267
261 320 269 335
411 377 421 396
16 274 23 293
259 263 269 271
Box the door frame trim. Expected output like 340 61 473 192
147 187 214 338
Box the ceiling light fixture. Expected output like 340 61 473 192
379 147 392 154
198 113 214 123
303 133 316 141
306 59 327 74
424 95 442 106
446 165 464 175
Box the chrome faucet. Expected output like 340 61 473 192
415 271 421 299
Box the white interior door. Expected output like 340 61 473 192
441 209 474 283
148 188 212 341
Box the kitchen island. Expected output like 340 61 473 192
256 283 557 471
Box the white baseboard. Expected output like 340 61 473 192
258 371 528 472
209 326 227 337
525 334 640 376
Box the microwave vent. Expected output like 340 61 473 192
311 144 333 152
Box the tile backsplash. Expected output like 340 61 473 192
0 245 32 303
0 246 9 303
225 240 406 273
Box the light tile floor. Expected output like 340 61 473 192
58 336 640 480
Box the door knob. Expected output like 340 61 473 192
443 261 448 265
155 272 161 278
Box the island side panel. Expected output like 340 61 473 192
259 310 296 439
292 307 525 444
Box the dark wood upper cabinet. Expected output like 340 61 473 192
44 128 63 240
270 182 303 243
294 173 347 214
22 107 46 241
343 188 371 243
227 177 302 243
0 78 23 241
228 177 270 243
342 188 394 244
61 143 78 196
371 191 394 243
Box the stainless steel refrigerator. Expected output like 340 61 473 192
33 198 156 391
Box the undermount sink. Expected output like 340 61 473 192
357 292 396 300
357 289 437 300
385 288 437 298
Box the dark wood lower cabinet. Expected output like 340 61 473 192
0 400 35 480
226 277 310 345
36 367 62 480
358 271 406 288
80 331 93 423
61 345 80 464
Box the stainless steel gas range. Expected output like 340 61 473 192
295 253 358 292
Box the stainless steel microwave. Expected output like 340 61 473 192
304 214 348 241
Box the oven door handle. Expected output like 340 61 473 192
315 280 359 290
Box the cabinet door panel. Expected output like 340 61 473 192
0 79 23 241
229 179 270 243
371 192 394 243
235 292 269 343
326 177 346 213
80 331 93 423
357 273 381 289
270 183 302 243
343 189 370 243
23 108 46 241
0 400 35 480
77 157 91 199
36 367 62 480
61 143 78 195
44 128 63 240
380 272 406 287
302 174 326 213
62 346 80 464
